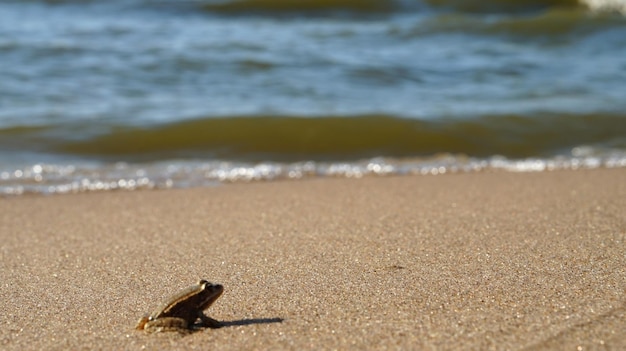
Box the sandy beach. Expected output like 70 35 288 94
1 168 624 350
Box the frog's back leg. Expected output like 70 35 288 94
143 317 191 334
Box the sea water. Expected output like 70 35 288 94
1 0 625 195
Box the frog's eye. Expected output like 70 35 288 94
198 279 208 286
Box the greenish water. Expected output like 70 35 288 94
1 0 625 195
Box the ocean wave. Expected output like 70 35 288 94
424 0 626 15
198 0 404 15
15 0 626 16
198 0 610 15
424 0 581 13
2 113 624 162
200 0 622 16
401 6 626 39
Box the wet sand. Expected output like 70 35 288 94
1 169 624 350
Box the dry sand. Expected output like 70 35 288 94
1 169 624 350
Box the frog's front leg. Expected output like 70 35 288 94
143 317 191 334
196 312 222 329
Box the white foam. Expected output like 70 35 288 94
1 150 626 196
583 0 626 14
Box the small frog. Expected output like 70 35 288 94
136 279 224 334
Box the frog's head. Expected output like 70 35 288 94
198 280 224 308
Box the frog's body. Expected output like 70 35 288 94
136 279 224 333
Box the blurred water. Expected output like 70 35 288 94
1 0 625 195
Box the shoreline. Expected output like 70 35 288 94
2 154 626 197
1 168 624 350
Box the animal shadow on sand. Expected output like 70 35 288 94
182 317 283 333
220 317 284 327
